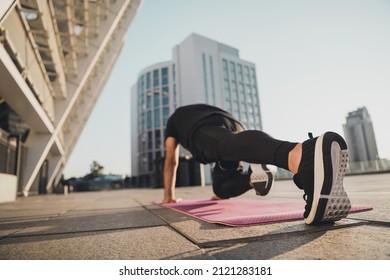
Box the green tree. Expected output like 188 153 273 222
84 161 104 179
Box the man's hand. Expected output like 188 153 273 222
162 196 182 204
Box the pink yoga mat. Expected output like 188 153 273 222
155 198 373 227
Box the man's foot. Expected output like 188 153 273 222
212 162 252 198
249 164 274 196
293 132 351 225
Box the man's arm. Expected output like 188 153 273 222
163 136 179 203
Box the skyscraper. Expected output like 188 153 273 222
130 33 263 187
343 107 379 162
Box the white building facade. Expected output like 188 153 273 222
0 0 141 200
131 34 263 187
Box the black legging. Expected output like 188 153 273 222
191 116 296 169
191 115 297 198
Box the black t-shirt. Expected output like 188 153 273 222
165 104 238 151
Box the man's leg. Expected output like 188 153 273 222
193 124 291 196
217 129 297 170
193 124 297 170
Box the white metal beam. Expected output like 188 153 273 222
0 43 54 133
22 0 140 194
0 0 15 22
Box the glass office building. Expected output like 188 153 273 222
343 107 379 162
130 34 263 187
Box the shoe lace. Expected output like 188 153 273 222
294 132 316 218
302 188 313 218
295 173 313 218
302 193 311 217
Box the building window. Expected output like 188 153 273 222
225 99 231 112
154 108 160 128
241 102 248 125
140 90 146 112
202 53 209 103
244 66 250 84
222 59 228 78
154 89 160 107
138 135 142 151
246 84 251 94
146 91 152 109
163 107 170 126
162 87 169 105
138 113 145 133
241 110 247 123
247 95 253 105
233 101 239 117
173 85 177 109
153 69 159 87
148 152 153 172
137 116 141 133
155 129 161 149
249 113 254 124
253 88 259 104
148 131 153 150
156 151 162 160
239 83 245 102
209 55 216 105
224 80 230 98
248 105 254 115
230 61 236 80
237 64 243 82
252 86 258 96
254 113 261 129
251 67 257 86
246 85 252 103
172 64 176 83
162 67 168 85
146 72 151 89
138 75 143 93
140 153 147 173
231 82 238 101
147 111 152 129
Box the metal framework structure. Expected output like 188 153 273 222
0 0 141 196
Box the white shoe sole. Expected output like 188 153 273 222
305 132 351 225
250 164 274 196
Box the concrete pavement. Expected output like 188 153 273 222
0 173 389 260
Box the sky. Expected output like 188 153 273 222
63 0 390 178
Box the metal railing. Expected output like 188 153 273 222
0 128 27 192
274 158 390 180
346 159 390 175
0 131 16 175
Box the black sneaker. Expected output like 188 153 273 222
212 162 251 198
249 164 274 196
293 132 351 225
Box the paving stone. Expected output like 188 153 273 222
0 226 211 260
2 207 166 237
203 224 390 260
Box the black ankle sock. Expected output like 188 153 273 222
274 141 298 170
